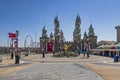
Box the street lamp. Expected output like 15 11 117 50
16 30 19 53
16 30 19 37
42 39 45 58
15 30 20 64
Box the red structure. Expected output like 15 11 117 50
47 42 53 51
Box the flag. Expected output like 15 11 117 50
47 42 53 51
9 33 16 38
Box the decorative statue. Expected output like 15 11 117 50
62 44 71 54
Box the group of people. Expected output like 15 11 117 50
52 41 90 58
83 41 90 58
77 41 90 58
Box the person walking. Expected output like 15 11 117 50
15 49 20 64
83 41 90 58
52 46 55 56
10 49 14 59
83 42 86 58
42 47 45 58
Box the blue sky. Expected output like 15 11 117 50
0 0 120 47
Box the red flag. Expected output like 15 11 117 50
9 33 16 38
47 42 53 51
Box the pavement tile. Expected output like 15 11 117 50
0 53 120 80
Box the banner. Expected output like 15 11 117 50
9 33 16 38
47 42 53 51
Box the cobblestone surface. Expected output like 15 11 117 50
0 62 104 80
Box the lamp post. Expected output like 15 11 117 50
11 38 14 59
42 39 45 58
15 30 20 64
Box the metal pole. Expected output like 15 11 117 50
7 33 9 59
35 32 37 48
11 38 13 59
42 39 45 58
15 30 19 64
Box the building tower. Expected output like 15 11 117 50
60 30 65 48
115 25 120 43
42 26 48 38
83 31 88 40
54 15 60 52
73 14 81 50
40 26 49 53
88 24 97 49
50 32 53 39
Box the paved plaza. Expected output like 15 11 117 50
0 62 103 80
0 53 120 80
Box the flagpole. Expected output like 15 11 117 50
11 38 14 59
7 33 9 59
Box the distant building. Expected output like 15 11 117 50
73 14 81 50
82 24 97 49
72 14 97 49
115 25 120 43
97 40 116 46
54 15 65 52
88 24 97 49
40 14 98 53
73 14 81 43
40 15 65 53
40 26 49 53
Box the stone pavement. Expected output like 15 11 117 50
0 62 104 80
0 53 120 80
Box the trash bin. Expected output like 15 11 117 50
114 55 118 62
25 50 29 56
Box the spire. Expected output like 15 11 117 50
60 30 64 39
90 24 93 28
54 13 58 22
76 14 80 21
84 31 87 36
73 14 81 43
77 13 79 18
54 14 59 27
54 14 60 52
55 15 58 21
75 14 81 27
43 26 45 31
42 25 48 38
50 32 53 39
84 31 87 39
88 24 95 36
60 30 63 33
